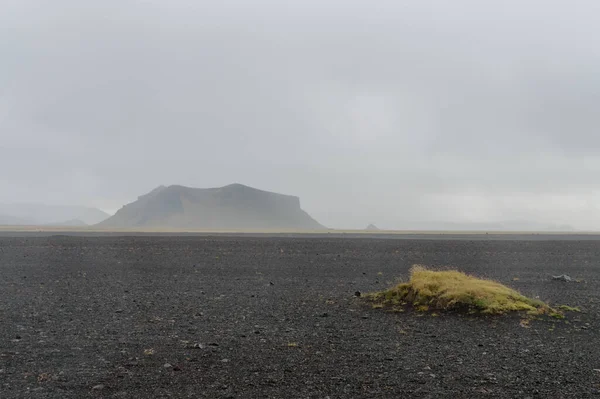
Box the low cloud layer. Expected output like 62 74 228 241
2 0 600 229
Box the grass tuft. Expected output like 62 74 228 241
557 305 581 312
366 265 553 315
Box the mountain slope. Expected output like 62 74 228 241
97 184 324 230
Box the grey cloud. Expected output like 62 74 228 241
2 0 600 229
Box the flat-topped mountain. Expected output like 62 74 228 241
97 184 324 230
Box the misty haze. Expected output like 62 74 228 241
2 2 600 399
2 1 600 231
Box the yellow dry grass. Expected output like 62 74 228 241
367 265 551 315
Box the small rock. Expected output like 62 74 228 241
319 312 329 318
172 365 181 371
15 335 21 340
354 291 361 297
552 274 573 282
163 363 172 368
115 309 123 313
192 343 205 349
593 369 600 373
221 358 230 363
91 384 105 391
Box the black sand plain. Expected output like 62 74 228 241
1 234 599 398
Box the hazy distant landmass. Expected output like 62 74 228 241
365 224 380 231
0 214 35 225
47 219 88 227
97 184 324 230
400 220 576 232
0 204 109 226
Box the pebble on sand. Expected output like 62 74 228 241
552 274 573 282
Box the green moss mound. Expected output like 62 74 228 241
367 265 552 315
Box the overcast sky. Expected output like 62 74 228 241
2 0 600 229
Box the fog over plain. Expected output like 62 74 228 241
2 1 600 229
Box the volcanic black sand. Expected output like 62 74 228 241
1 235 599 398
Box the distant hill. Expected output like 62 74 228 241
365 223 380 231
46 219 88 227
0 204 109 225
97 184 324 230
0 214 36 225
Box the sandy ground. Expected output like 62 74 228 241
1 235 599 398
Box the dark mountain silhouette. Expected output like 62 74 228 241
97 184 324 230
365 223 380 231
